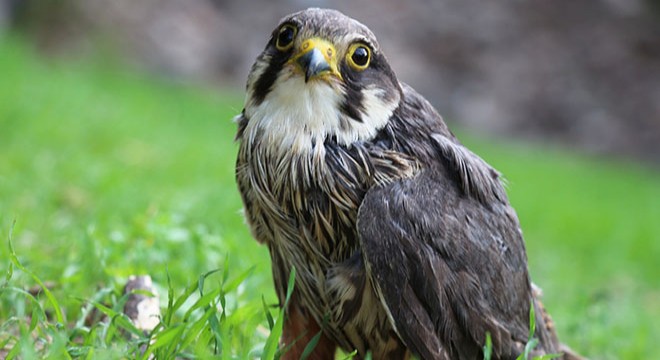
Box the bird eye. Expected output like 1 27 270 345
347 44 371 70
276 24 297 51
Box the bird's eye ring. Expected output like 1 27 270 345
347 43 371 71
276 24 297 51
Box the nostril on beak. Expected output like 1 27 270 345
297 48 331 82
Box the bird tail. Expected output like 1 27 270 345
531 283 585 360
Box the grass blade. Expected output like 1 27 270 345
148 324 185 353
84 299 144 338
528 301 536 340
299 330 322 360
340 350 358 359
283 267 296 309
177 304 218 351
198 268 222 296
3 261 12 286
533 353 564 360
165 268 175 326
483 332 492 360
182 288 221 322
262 295 274 330
7 222 65 324
521 338 539 360
223 266 255 293
262 268 296 360
261 310 283 360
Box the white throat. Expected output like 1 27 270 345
242 72 397 155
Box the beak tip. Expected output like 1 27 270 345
298 48 332 81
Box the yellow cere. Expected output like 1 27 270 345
290 37 343 80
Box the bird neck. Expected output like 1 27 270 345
243 73 398 157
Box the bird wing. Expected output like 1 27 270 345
357 159 533 359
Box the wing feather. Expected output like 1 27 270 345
357 165 533 359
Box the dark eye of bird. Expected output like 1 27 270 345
276 25 296 51
351 46 370 67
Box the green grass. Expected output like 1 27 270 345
1 35 659 359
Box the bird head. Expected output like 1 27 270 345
242 8 402 152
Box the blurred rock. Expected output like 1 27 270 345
123 275 160 333
4 0 660 163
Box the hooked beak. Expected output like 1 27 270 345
291 38 342 83
298 48 331 82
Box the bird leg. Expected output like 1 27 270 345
281 304 337 360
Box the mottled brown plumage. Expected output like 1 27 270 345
235 8 578 359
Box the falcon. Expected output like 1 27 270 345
235 8 576 359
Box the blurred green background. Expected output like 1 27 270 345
1 1 660 359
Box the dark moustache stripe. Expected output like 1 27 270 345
252 48 291 105
339 64 365 123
